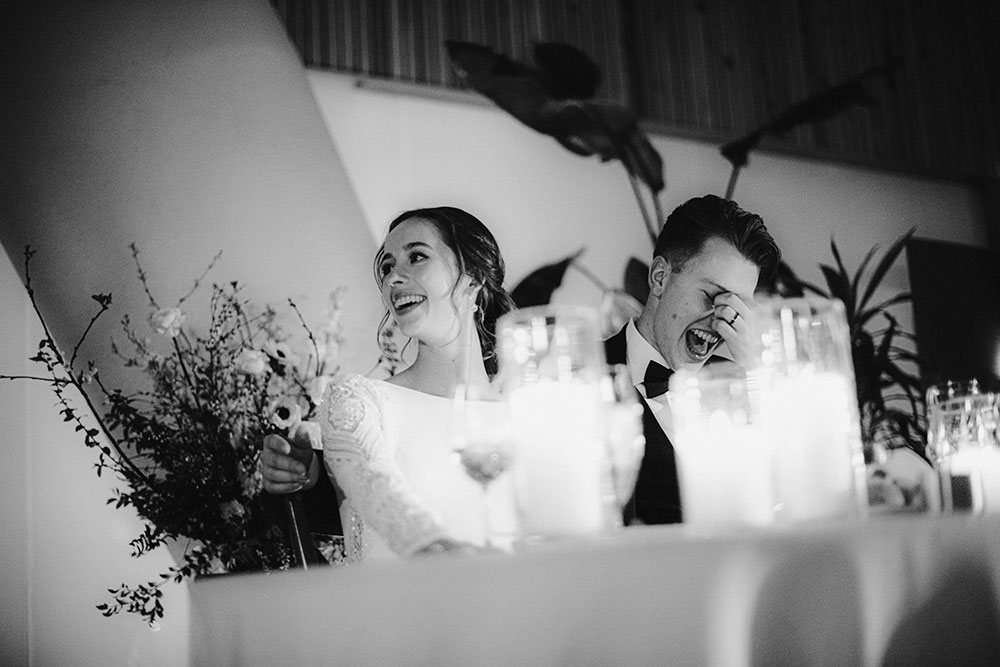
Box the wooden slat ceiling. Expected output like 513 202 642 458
271 0 999 184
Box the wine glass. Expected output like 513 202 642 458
451 384 514 549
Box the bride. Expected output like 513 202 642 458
260 206 517 559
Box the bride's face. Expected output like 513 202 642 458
376 218 468 344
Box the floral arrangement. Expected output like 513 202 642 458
1 244 347 627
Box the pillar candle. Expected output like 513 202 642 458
508 381 606 538
673 410 775 526
760 370 864 521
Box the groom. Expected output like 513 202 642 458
609 194 779 525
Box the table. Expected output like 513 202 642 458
190 514 1000 666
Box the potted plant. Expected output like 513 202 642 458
779 230 934 510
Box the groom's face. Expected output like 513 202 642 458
642 237 758 372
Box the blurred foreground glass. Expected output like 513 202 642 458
927 379 1000 513
497 305 610 539
751 297 868 521
600 364 645 527
670 363 775 526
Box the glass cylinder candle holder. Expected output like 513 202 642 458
599 364 646 529
669 363 776 527
496 305 610 539
927 379 1000 513
751 296 868 522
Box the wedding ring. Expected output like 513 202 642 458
727 312 740 327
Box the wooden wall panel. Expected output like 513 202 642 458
270 0 999 184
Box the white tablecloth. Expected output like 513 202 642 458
190 514 1000 666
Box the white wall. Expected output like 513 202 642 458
1 253 189 665
1 255 31 667
307 71 986 324
0 2 378 665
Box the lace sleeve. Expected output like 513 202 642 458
318 375 449 557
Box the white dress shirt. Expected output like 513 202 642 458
623 319 675 439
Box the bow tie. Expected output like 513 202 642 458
642 361 674 398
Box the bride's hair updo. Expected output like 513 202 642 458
374 206 515 375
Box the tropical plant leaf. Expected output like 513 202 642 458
532 42 601 99
830 237 848 277
829 238 858 316
887 347 926 366
856 292 912 330
445 40 664 193
536 100 665 192
796 278 830 298
881 361 923 402
875 409 928 461
623 257 650 305
510 249 585 308
873 316 897 371
720 59 897 169
819 264 852 311
792 229 928 458
856 228 915 315
850 244 879 302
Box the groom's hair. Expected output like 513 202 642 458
654 195 780 284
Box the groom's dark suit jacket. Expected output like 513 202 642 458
605 326 683 525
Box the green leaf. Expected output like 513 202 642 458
828 238 856 314
873 317 896 367
855 293 911 329
720 60 896 170
850 244 879 303
856 227 915 314
796 279 829 298
623 257 649 305
819 265 852 312
510 249 585 308
445 41 665 193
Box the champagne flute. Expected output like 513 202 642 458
452 384 514 549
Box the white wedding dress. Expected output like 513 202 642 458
318 374 517 561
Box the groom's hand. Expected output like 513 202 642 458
711 292 755 369
261 431 319 494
